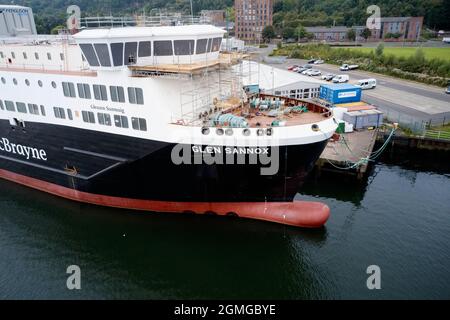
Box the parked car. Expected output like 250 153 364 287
302 64 313 69
355 78 377 89
340 64 359 71
332 74 350 83
287 65 299 71
307 59 317 64
296 67 307 73
314 59 324 64
306 69 322 76
322 74 335 81
446 81 450 94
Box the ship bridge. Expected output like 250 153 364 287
73 25 226 72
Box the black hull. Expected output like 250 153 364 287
0 120 328 202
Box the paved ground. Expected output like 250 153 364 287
255 45 450 125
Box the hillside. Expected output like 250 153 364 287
13 0 450 34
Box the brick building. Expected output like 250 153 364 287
369 17 423 41
200 10 226 26
235 0 273 42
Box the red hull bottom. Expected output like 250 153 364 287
0 169 330 228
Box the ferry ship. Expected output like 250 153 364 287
0 12 337 227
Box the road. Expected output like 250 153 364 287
256 46 450 126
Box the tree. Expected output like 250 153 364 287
262 25 276 42
295 25 307 42
375 43 384 56
347 28 356 41
361 28 372 41
282 27 296 40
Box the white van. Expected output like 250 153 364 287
356 78 377 89
332 74 350 83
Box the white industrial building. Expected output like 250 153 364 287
237 61 326 99
0 5 37 37
221 37 245 52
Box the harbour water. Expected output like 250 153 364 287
0 162 449 299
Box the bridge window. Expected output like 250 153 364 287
154 41 173 56
53 107 66 119
211 37 222 52
131 117 147 131
40 105 46 116
79 44 100 67
206 39 213 52
114 115 128 128
5 101 15 111
94 43 111 67
62 82 76 98
16 102 27 113
82 111 95 123
0 100 3 110
138 41 151 57
110 86 125 103
98 113 112 126
124 42 138 65
174 40 195 55
67 108 73 120
196 39 208 54
110 43 123 67
93 85 108 101
128 87 144 105
77 83 91 99
28 104 39 115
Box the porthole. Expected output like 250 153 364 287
216 128 224 136
51 81 57 88
13 78 17 85
312 124 320 132
201 127 210 135
266 128 273 136
256 129 265 136
25 79 30 86
1 77 5 84
38 80 43 87
225 128 233 136
243 129 251 136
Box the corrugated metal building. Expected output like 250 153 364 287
0 5 37 37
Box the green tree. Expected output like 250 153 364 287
375 43 384 56
361 28 372 41
347 28 356 41
282 27 296 40
295 25 307 42
262 25 276 42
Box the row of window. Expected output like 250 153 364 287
80 37 222 68
61 82 144 105
0 51 64 61
1 99 147 132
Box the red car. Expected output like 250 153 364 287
287 65 299 71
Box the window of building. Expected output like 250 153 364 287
138 41 151 57
82 111 95 123
114 115 128 128
174 40 195 55
97 113 112 126
23 52 27 59
62 82 76 98
53 107 66 119
94 43 112 67
93 85 108 101
154 41 173 56
127 87 144 105
196 39 208 54
124 42 138 65
35 52 39 60
79 44 100 67
16 102 27 113
77 83 91 99
47 52 52 60
60 53 64 61
28 103 39 115
40 105 46 116
110 43 124 67
5 101 15 111
131 117 147 131
110 86 125 103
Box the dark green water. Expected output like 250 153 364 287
0 163 449 299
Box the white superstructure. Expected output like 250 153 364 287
0 25 336 148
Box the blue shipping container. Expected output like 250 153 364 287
319 84 362 105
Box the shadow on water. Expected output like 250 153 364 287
0 179 333 299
